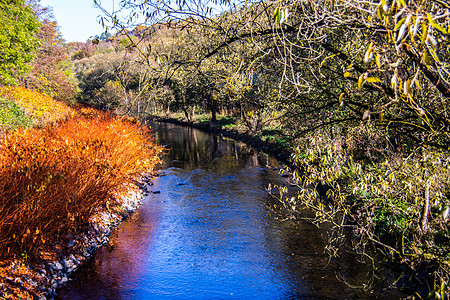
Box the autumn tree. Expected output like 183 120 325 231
22 4 78 102
0 0 41 85
93 0 450 149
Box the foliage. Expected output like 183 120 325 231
0 0 41 85
0 98 33 131
22 5 78 103
72 40 98 60
275 126 450 296
0 110 162 260
74 48 158 114
0 86 74 126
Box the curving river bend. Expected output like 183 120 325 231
57 122 389 299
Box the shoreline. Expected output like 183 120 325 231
147 116 294 168
0 176 154 300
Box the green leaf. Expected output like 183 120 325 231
427 13 447 35
394 18 406 31
273 8 281 25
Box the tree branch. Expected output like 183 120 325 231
403 44 450 98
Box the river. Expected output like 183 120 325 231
57 122 390 299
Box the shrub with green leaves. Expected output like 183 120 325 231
0 0 41 85
0 98 32 130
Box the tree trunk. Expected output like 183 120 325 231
211 107 217 123
421 183 430 233
182 95 190 123
191 104 196 121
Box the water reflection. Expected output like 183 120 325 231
155 125 270 172
57 123 380 299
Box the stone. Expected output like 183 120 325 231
53 262 64 271
62 259 73 269
28 280 38 287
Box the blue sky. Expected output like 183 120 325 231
39 0 107 42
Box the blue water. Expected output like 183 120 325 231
57 123 382 299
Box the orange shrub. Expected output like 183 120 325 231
0 86 74 126
0 113 162 259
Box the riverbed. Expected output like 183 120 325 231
57 123 389 299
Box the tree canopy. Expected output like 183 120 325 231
92 0 450 149
0 0 41 85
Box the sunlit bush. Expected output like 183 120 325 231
0 113 162 259
0 86 74 126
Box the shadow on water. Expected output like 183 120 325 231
57 123 394 299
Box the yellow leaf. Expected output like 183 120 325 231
339 93 344 106
366 77 381 83
320 54 336 67
422 51 432 65
421 22 428 45
377 5 383 21
429 47 441 63
364 43 373 63
375 53 381 68
414 79 421 90
404 79 411 95
358 73 365 89
394 18 406 31
343 71 350 77
427 13 447 35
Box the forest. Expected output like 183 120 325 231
0 0 449 298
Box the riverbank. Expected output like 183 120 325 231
0 182 149 299
0 92 163 299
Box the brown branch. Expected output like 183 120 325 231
403 44 450 98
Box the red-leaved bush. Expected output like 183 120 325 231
0 111 161 259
